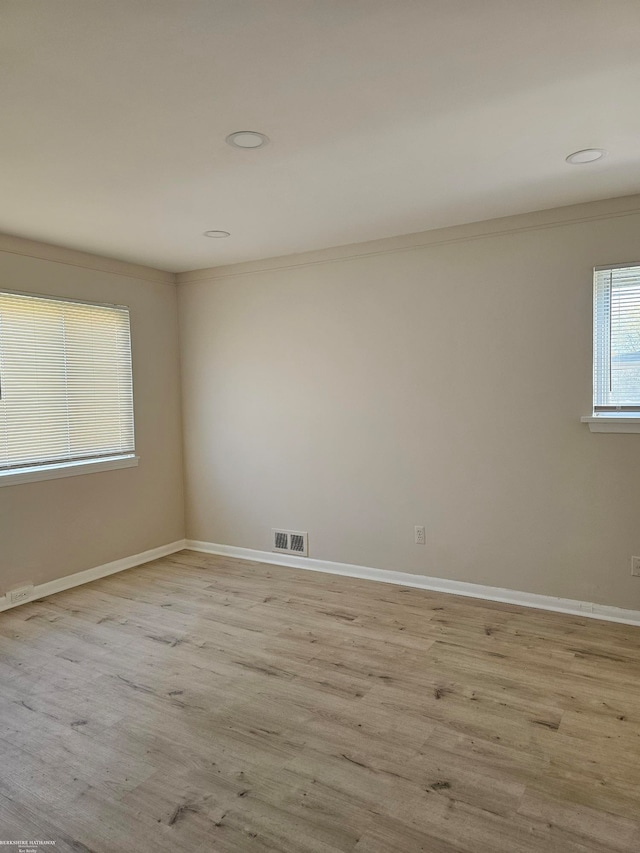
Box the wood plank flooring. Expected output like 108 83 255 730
1 550 639 852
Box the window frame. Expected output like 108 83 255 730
0 288 138 483
582 262 640 433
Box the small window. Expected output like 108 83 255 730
593 263 640 415
0 290 135 475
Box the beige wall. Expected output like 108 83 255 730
0 245 184 592
178 196 640 610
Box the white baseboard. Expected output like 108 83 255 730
186 540 640 627
0 539 187 613
3 536 638 629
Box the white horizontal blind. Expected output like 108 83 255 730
0 291 134 470
594 264 640 412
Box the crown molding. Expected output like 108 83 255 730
0 232 176 285
176 193 640 285
4 193 640 286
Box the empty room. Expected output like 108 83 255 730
1 2 640 851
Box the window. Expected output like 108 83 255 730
0 290 137 483
583 263 640 432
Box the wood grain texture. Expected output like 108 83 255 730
0 549 639 852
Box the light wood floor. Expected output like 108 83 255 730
1 551 640 852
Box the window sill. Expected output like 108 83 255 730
581 416 640 433
0 454 139 487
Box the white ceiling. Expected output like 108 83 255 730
1 0 639 272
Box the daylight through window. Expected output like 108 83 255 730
0 291 135 471
593 264 640 414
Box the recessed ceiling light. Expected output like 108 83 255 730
203 230 230 238
226 131 269 149
566 148 606 165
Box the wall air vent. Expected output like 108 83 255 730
272 529 308 556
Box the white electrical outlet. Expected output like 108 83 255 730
415 525 425 545
631 557 640 577
9 584 33 604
